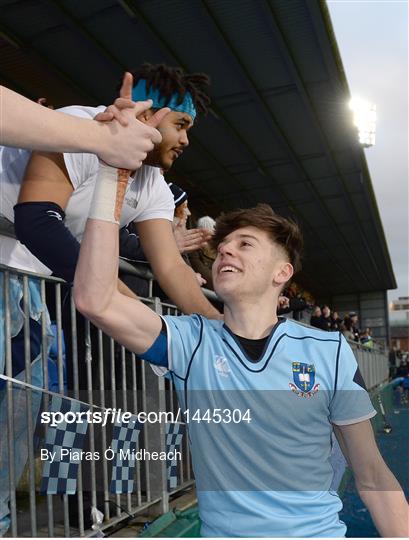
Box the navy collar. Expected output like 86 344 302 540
222 317 287 370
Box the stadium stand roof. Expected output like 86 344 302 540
0 0 397 296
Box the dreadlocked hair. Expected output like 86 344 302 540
125 63 211 115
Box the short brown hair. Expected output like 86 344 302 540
210 204 303 273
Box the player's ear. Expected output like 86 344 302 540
273 261 293 287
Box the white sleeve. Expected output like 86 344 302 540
63 151 99 191
133 169 175 223
56 105 98 120
56 106 101 190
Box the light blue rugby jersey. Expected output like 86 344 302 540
151 315 376 537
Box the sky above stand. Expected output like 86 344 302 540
327 0 408 303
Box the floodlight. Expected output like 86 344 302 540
349 97 377 147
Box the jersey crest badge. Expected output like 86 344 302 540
289 362 320 397
215 356 231 377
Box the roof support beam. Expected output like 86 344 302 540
46 0 128 72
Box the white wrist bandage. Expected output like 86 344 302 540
89 162 129 224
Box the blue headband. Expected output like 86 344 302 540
131 79 196 120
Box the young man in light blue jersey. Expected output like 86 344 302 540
74 170 408 536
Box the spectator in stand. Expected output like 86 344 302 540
119 183 211 295
396 359 409 378
168 185 212 277
165 185 210 289
278 283 308 320
171 182 189 226
331 310 343 331
341 316 355 341
198 215 216 231
320 305 332 331
310 306 326 330
348 311 360 342
360 328 374 349
189 216 217 290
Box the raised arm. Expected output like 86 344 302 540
74 210 163 354
73 106 170 353
334 421 408 537
0 82 154 169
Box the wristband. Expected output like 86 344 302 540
89 162 130 224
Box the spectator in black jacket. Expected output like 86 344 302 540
320 305 332 331
348 311 360 342
331 311 343 331
310 306 327 330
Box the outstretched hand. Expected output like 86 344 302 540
174 226 213 254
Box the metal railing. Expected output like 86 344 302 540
0 264 193 538
349 340 389 390
0 262 390 537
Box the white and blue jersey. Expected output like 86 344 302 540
146 315 376 537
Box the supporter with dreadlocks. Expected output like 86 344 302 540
0 64 219 534
1 64 218 312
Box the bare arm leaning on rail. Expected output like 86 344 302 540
74 163 165 354
0 85 155 169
